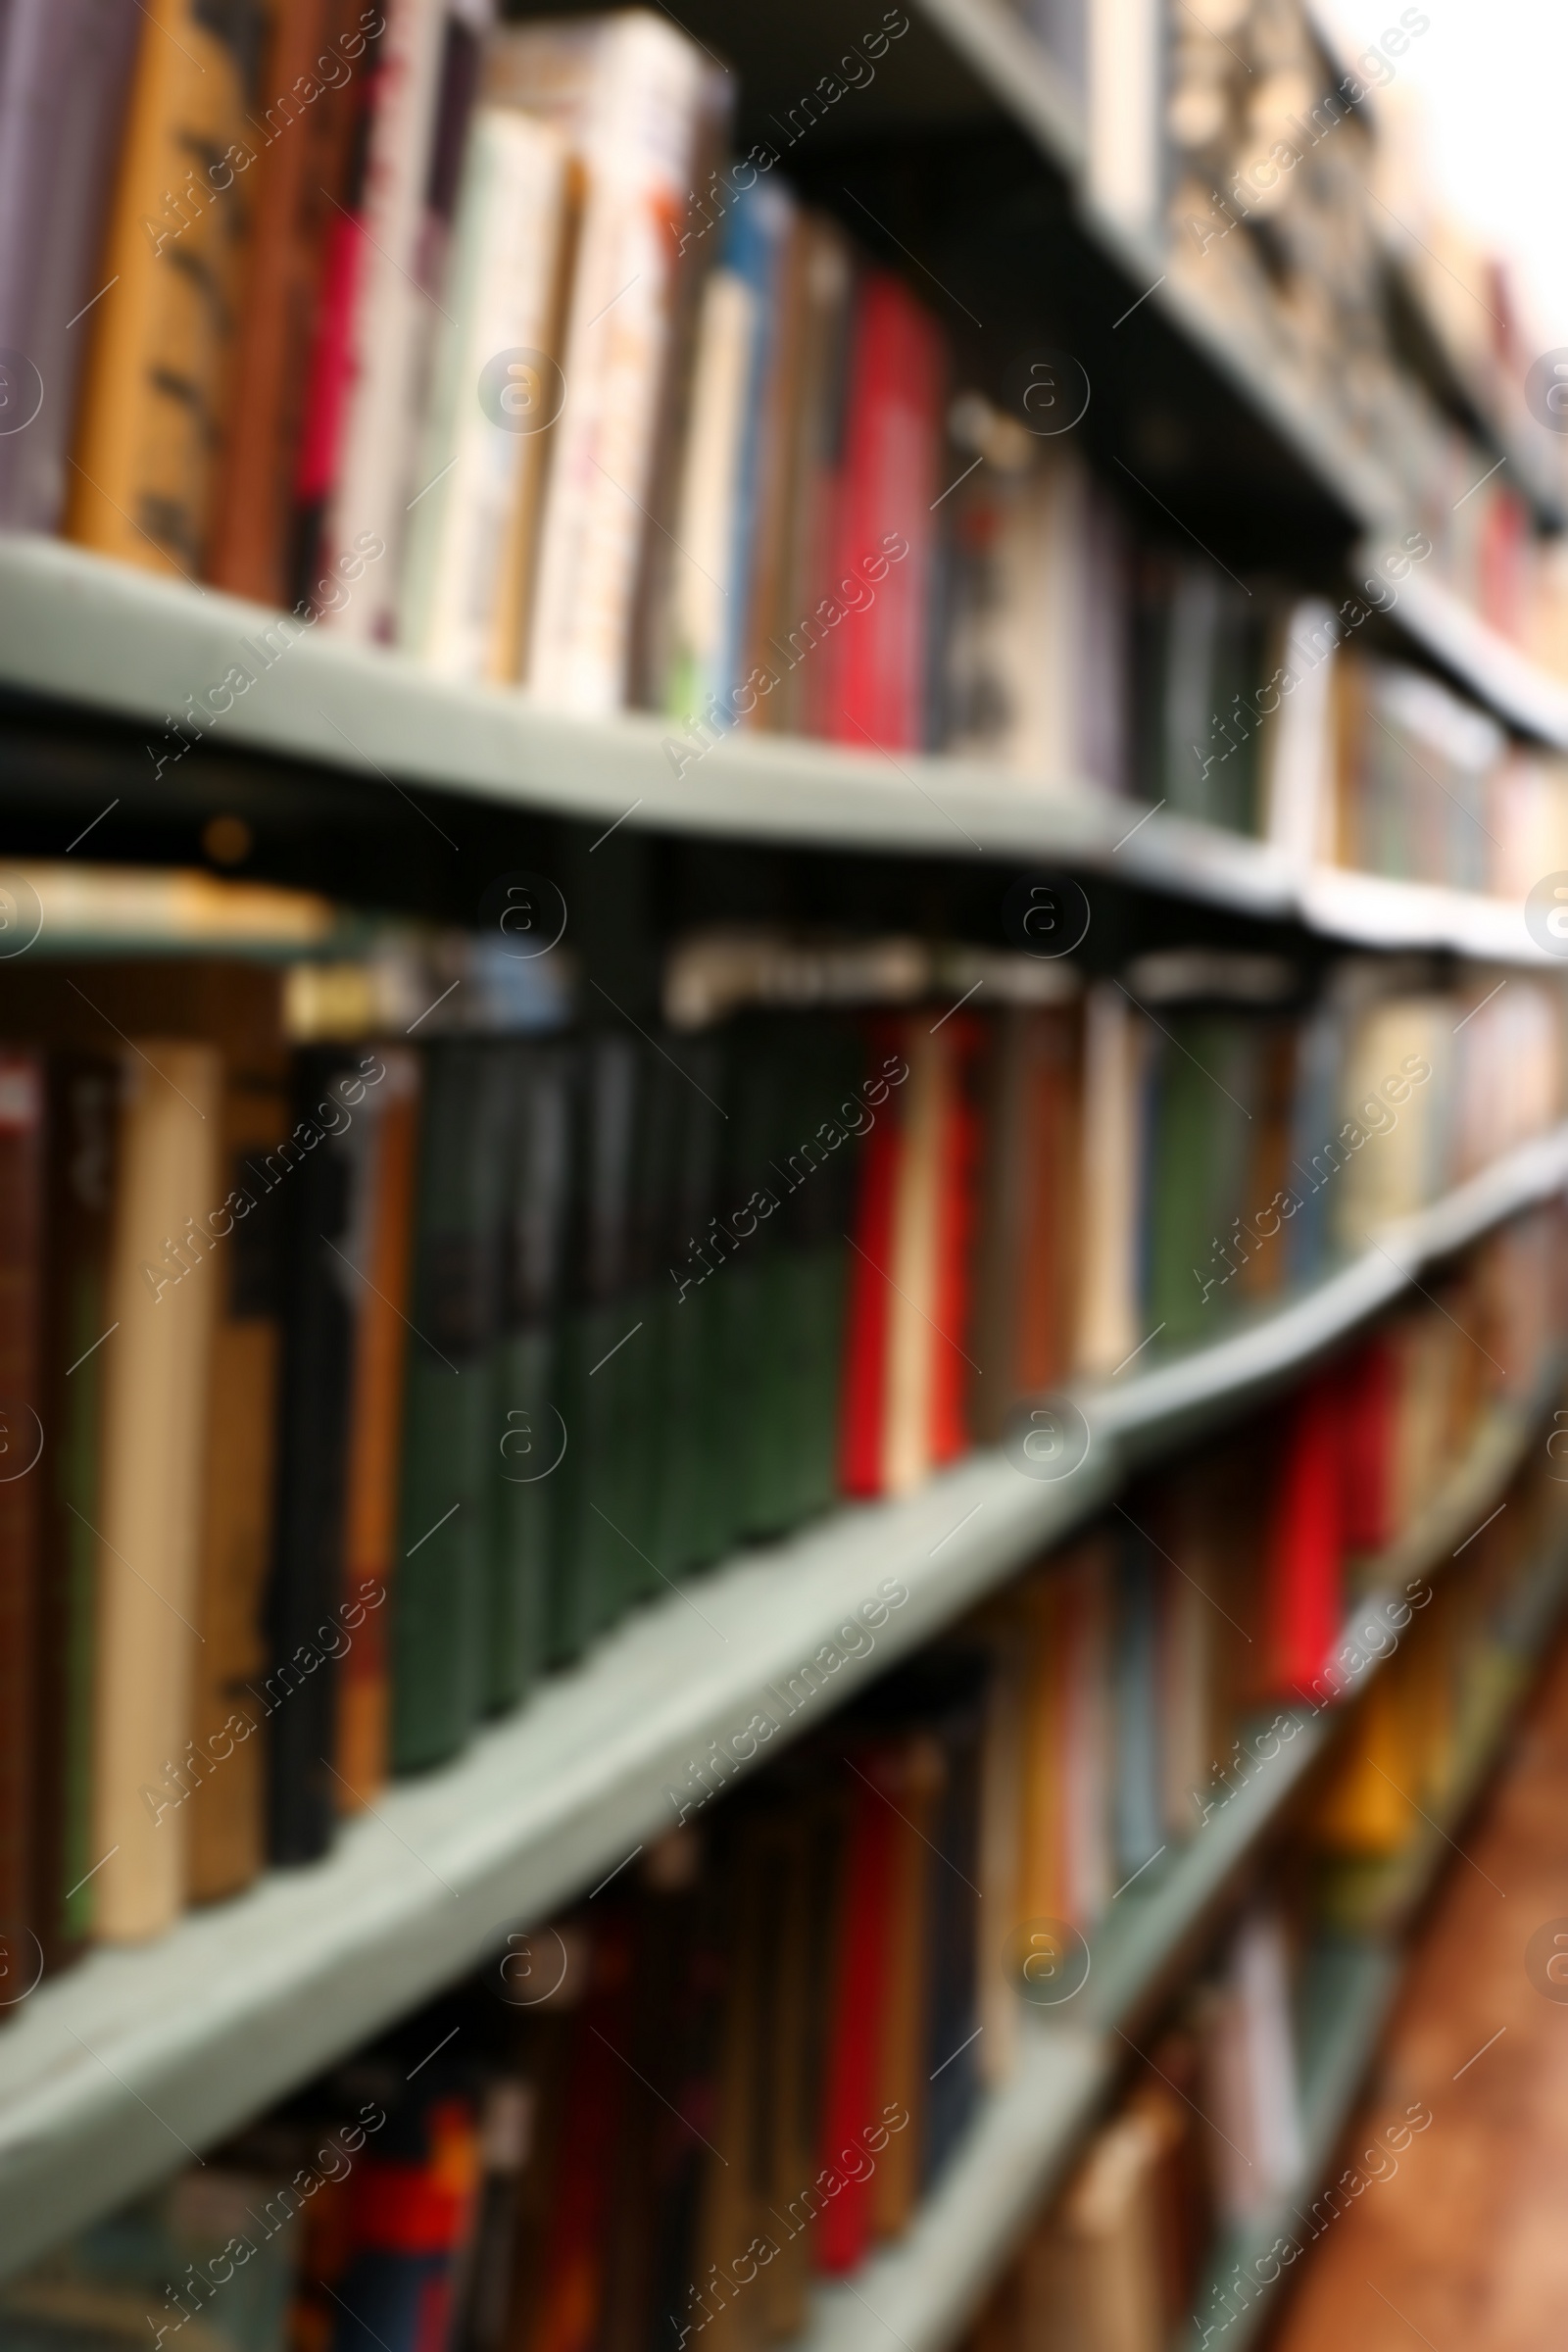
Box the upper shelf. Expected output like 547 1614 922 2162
2 1110 1565 2282
0 536 1562 963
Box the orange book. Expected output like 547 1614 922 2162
65 0 255 575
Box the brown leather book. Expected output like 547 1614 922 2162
969 1003 1084 1442
1012 1004 1083 1399
206 0 364 603
0 1052 45 1986
335 1047 421 1807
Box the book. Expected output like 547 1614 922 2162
265 1050 368 1860
495 11 713 713
91 1041 222 1941
186 1049 291 1903
398 104 570 679
823 272 944 753
488 1043 571 1712
64 0 259 577
337 1050 422 1801
393 1040 509 1769
0 0 142 531
1075 985 1152 1377
310 0 451 634
205 0 357 604
32 1057 119 1967
0 1052 45 1968
664 177 795 728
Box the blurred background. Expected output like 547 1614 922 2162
1 3 1567 2349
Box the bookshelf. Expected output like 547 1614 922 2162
2 535 1565 968
786 1389 1568 2352
4 0 1568 2323
2 1128 1562 2287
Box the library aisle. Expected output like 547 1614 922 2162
1272 1628 1568 2352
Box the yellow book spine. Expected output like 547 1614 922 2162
65 0 249 576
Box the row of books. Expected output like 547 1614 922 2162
7 3 1566 899
966 1445 1563 2352
3 925 1562 1964
1124 557 1568 892
963 1218 1560 2044
10 1376 1563 2352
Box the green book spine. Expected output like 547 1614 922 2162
392 1043 506 1773
488 1043 572 1709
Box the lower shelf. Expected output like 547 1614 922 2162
1182 1939 1402 2352
1176 1536 1568 2352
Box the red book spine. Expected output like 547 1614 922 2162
929 1020 983 1466
1340 1337 1396 1553
815 1763 898 2274
294 211 368 512
825 273 944 752
1266 1376 1344 1696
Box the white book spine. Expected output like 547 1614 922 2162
667 267 756 721
401 108 566 678
320 0 449 642
524 14 707 713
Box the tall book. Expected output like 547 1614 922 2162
337 1049 422 1802
823 272 945 752
0 0 142 530
266 1050 370 1858
92 1043 222 1941
0 1053 45 1966
398 105 570 678
664 178 795 726
1075 985 1152 1378
309 0 450 635
492 12 712 713
488 1043 571 1712
393 1041 509 1769
33 1057 118 1966
64 0 261 577
759 213 855 739
205 0 364 604
185 1056 291 1902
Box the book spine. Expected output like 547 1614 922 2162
0 1052 44 1956
92 1043 222 1941
33 1056 118 1965
317 0 450 639
0 0 143 531
63 0 257 576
